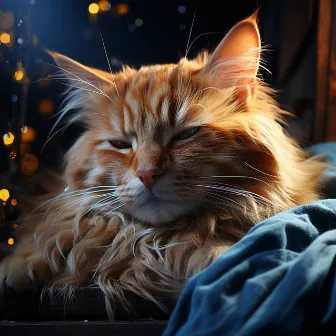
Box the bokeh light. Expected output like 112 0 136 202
0 11 14 29
9 151 17 160
0 189 10 201
7 238 14 245
128 24 136 33
12 224 18 229
98 0 111 12
178 5 186 14
38 99 54 115
21 154 39 175
33 35 38 46
3 132 14 146
21 126 36 143
0 32 11 44
135 18 143 27
21 125 28 133
14 70 24 81
11 199 17 206
116 3 129 15
179 23 187 31
88 3 99 14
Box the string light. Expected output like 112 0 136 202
11 199 17 206
3 132 14 146
0 32 11 44
88 3 99 14
0 189 10 201
7 238 14 245
21 125 28 133
12 224 18 229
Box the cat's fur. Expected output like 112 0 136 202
0 14 326 317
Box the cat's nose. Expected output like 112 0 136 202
136 169 160 191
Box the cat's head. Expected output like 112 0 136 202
48 14 323 225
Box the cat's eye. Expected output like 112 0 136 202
109 140 132 149
173 127 200 142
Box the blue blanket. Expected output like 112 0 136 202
164 143 336 335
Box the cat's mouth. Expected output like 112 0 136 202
123 190 194 225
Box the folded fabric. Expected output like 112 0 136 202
164 200 336 335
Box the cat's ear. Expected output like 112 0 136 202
47 50 114 88
201 13 261 103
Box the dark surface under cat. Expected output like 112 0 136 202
0 286 174 321
0 287 171 335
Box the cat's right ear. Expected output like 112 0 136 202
200 13 261 104
47 50 114 89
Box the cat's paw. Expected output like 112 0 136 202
0 254 52 293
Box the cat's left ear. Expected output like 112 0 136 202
47 50 114 88
201 13 261 103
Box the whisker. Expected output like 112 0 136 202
98 31 120 96
244 162 278 178
25 187 117 220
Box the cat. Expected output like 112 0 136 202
0 14 326 317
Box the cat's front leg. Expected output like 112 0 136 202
0 251 52 292
0 226 73 293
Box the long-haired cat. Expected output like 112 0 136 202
0 14 325 317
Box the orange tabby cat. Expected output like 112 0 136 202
0 14 325 317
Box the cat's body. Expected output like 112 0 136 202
0 15 326 317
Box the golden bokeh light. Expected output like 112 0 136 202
21 126 36 143
98 0 111 11
11 199 17 206
88 3 99 14
0 32 11 44
3 132 14 146
0 189 10 201
0 11 14 30
38 99 54 115
22 154 39 175
116 3 129 15
8 238 14 245
14 70 24 81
